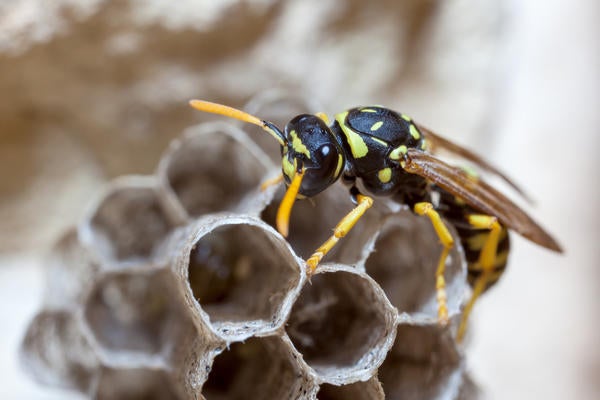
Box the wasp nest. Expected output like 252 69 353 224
22 93 477 399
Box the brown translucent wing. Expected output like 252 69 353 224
416 123 534 203
404 149 562 252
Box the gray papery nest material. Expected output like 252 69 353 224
21 92 478 400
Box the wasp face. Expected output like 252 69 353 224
281 114 345 197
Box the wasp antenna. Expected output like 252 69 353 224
189 99 286 146
276 168 304 237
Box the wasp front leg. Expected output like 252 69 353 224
306 190 373 275
413 202 455 326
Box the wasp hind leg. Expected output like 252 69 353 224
306 189 373 275
414 202 455 326
456 214 503 342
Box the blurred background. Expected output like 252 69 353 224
0 0 597 399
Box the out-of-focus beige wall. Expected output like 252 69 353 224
468 1 600 399
0 0 597 399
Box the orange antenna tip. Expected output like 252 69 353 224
189 99 262 126
189 99 285 146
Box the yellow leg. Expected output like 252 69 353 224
414 202 454 325
457 214 502 342
260 173 283 191
306 194 373 274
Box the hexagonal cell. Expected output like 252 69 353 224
83 268 193 366
43 229 99 310
172 215 304 341
157 122 275 220
202 336 317 400
317 377 384 400
378 323 475 400
286 264 397 385
365 212 467 320
261 182 385 265
243 89 323 163
94 366 183 400
79 176 179 266
20 310 99 393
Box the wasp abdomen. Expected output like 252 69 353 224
456 222 510 290
439 190 511 292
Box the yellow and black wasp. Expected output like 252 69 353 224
189 100 563 341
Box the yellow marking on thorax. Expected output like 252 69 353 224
370 121 384 131
409 124 421 140
453 195 467 206
390 145 408 160
335 111 368 158
401 114 412 121
361 108 377 113
371 137 388 147
378 168 392 183
290 130 311 159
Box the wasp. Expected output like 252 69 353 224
189 100 562 341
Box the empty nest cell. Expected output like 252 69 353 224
158 122 273 219
365 212 467 320
286 265 397 384
79 176 177 265
180 215 303 340
202 336 316 400
83 268 191 364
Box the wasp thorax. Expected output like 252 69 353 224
282 115 345 197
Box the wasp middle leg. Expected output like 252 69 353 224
414 201 455 325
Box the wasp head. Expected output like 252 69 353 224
281 114 345 197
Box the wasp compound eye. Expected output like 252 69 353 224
312 144 339 179
296 144 343 198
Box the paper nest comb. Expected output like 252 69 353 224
21 92 479 400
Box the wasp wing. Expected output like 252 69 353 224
403 148 562 252
416 123 533 203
